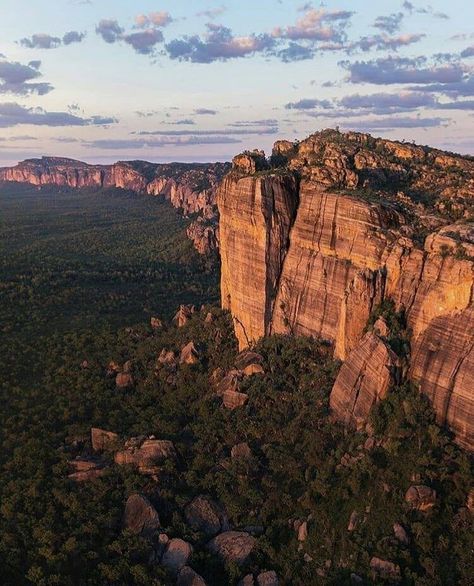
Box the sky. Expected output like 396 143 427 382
0 0 474 165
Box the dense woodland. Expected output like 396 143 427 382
0 184 472 585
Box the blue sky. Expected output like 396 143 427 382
0 0 473 165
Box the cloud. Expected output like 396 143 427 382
137 126 278 136
122 29 164 54
373 13 404 34
194 108 217 115
196 7 226 19
409 76 474 97
229 119 278 127
166 24 275 63
285 98 333 110
20 34 62 49
340 91 437 112
341 56 465 85
63 31 86 45
135 11 172 28
0 58 53 95
461 46 474 58
435 99 474 110
96 19 124 44
85 136 242 149
20 31 85 49
168 118 195 125
272 8 354 43
277 42 315 62
402 2 449 19
354 33 425 52
0 102 117 128
96 18 164 54
340 116 450 132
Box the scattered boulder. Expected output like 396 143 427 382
106 360 121 377
205 312 214 324
231 442 252 460
80 360 89 369
91 427 118 452
222 390 249 410
158 349 177 365
238 576 255 586
68 457 106 482
115 371 134 389
370 557 401 581
243 363 265 376
405 485 437 511
180 342 201 365
115 438 177 474
294 519 308 542
235 351 264 371
177 566 207 586
184 495 229 537
161 538 193 574
173 305 196 327
123 493 160 537
207 531 256 565
215 369 242 396
150 317 163 330
347 510 359 532
393 522 409 545
467 488 474 513
257 571 279 586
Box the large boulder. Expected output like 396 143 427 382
177 566 207 586
122 493 160 537
257 571 279 586
207 531 256 565
173 305 196 327
222 390 249 410
114 438 177 474
91 427 118 452
369 557 401 581
329 331 399 429
405 485 437 511
115 372 134 389
231 442 252 460
180 342 201 365
184 495 229 537
161 538 193 574
234 351 264 371
67 457 107 482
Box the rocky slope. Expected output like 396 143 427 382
0 157 230 253
218 129 474 450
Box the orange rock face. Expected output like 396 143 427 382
329 332 400 429
218 130 474 450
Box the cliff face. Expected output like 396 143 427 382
218 130 474 450
0 157 230 253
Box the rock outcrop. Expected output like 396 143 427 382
123 493 161 536
207 531 256 565
329 331 400 429
218 129 474 450
184 495 229 537
114 437 177 474
0 157 230 254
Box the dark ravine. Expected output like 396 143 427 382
218 129 474 451
0 156 231 254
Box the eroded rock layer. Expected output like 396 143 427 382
218 130 474 450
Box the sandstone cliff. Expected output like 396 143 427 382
0 157 230 253
218 130 474 450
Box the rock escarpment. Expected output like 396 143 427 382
218 130 474 450
0 157 230 253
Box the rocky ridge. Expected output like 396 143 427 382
0 157 230 254
218 129 474 450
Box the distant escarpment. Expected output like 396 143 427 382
0 157 230 253
218 129 474 450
